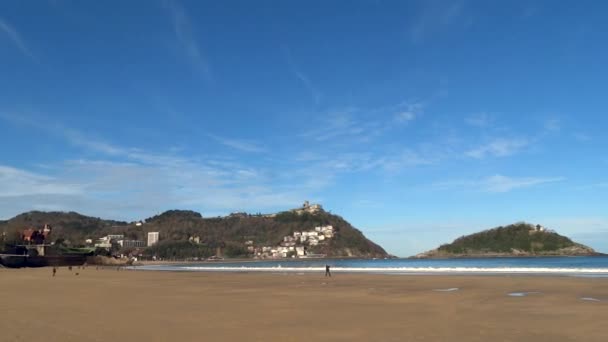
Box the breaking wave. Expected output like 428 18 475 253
137 265 608 276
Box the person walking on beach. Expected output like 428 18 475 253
52 267 56 277
325 264 331 277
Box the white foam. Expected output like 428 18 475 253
433 288 459 292
167 266 608 276
580 297 602 302
508 291 541 297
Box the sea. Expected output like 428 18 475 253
134 256 608 277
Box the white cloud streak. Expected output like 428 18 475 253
465 112 492 127
543 118 561 133
207 134 266 153
0 165 84 197
466 138 529 158
409 2 465 43
434 174 565 193
481 175 564 193
284 47 321 105
0 112 314 219
395 102 423 123
162 0 210 77
0 17 36 61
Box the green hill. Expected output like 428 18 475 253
0 208 388 259
414 222 598 258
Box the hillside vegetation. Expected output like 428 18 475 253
0 209 388 259
415 222 598 258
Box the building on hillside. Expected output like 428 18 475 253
118 239 146 248
42 224 52 238
94 241 112 249
291 201 323 215
147 232 159 246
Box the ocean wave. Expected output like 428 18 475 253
152 266 608 275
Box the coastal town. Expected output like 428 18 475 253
1 201 339 263
252 224 334 258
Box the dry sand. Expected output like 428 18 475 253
1 267 606 342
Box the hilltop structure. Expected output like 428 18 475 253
290 201 323 215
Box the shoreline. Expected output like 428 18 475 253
411 253 607 259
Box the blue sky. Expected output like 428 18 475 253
1 1 607 256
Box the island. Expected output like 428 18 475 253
413 222 601 258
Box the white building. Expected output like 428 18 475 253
291 201 323 215
118 239 146 248
147 232 159 246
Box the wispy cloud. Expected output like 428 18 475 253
374 150 435 172
0 112 320 219
481 175 564 192
0 17 36 61
409 2 466 43
162 0 210 77
466 138 529 158
434 174 565 193
521 5 538 18
300 108 364 142
394 102 423 123
465 112 492 127
543 118 561 133
0 165 84 197
301 101 422 143
0 110 138 157
0 158 307 220
284 47 321 105
207 134 266 153
573 132 592 142
574 182 608 191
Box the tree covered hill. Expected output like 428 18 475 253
0 209 388 259
0 211 128 243
414 222 598 258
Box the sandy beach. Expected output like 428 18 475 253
1 268 606 342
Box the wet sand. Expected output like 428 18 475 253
1 268 606 341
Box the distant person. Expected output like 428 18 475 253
68 266 72 271
52 267 57 277
325 264 331 277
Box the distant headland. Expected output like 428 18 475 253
1 201 389 262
